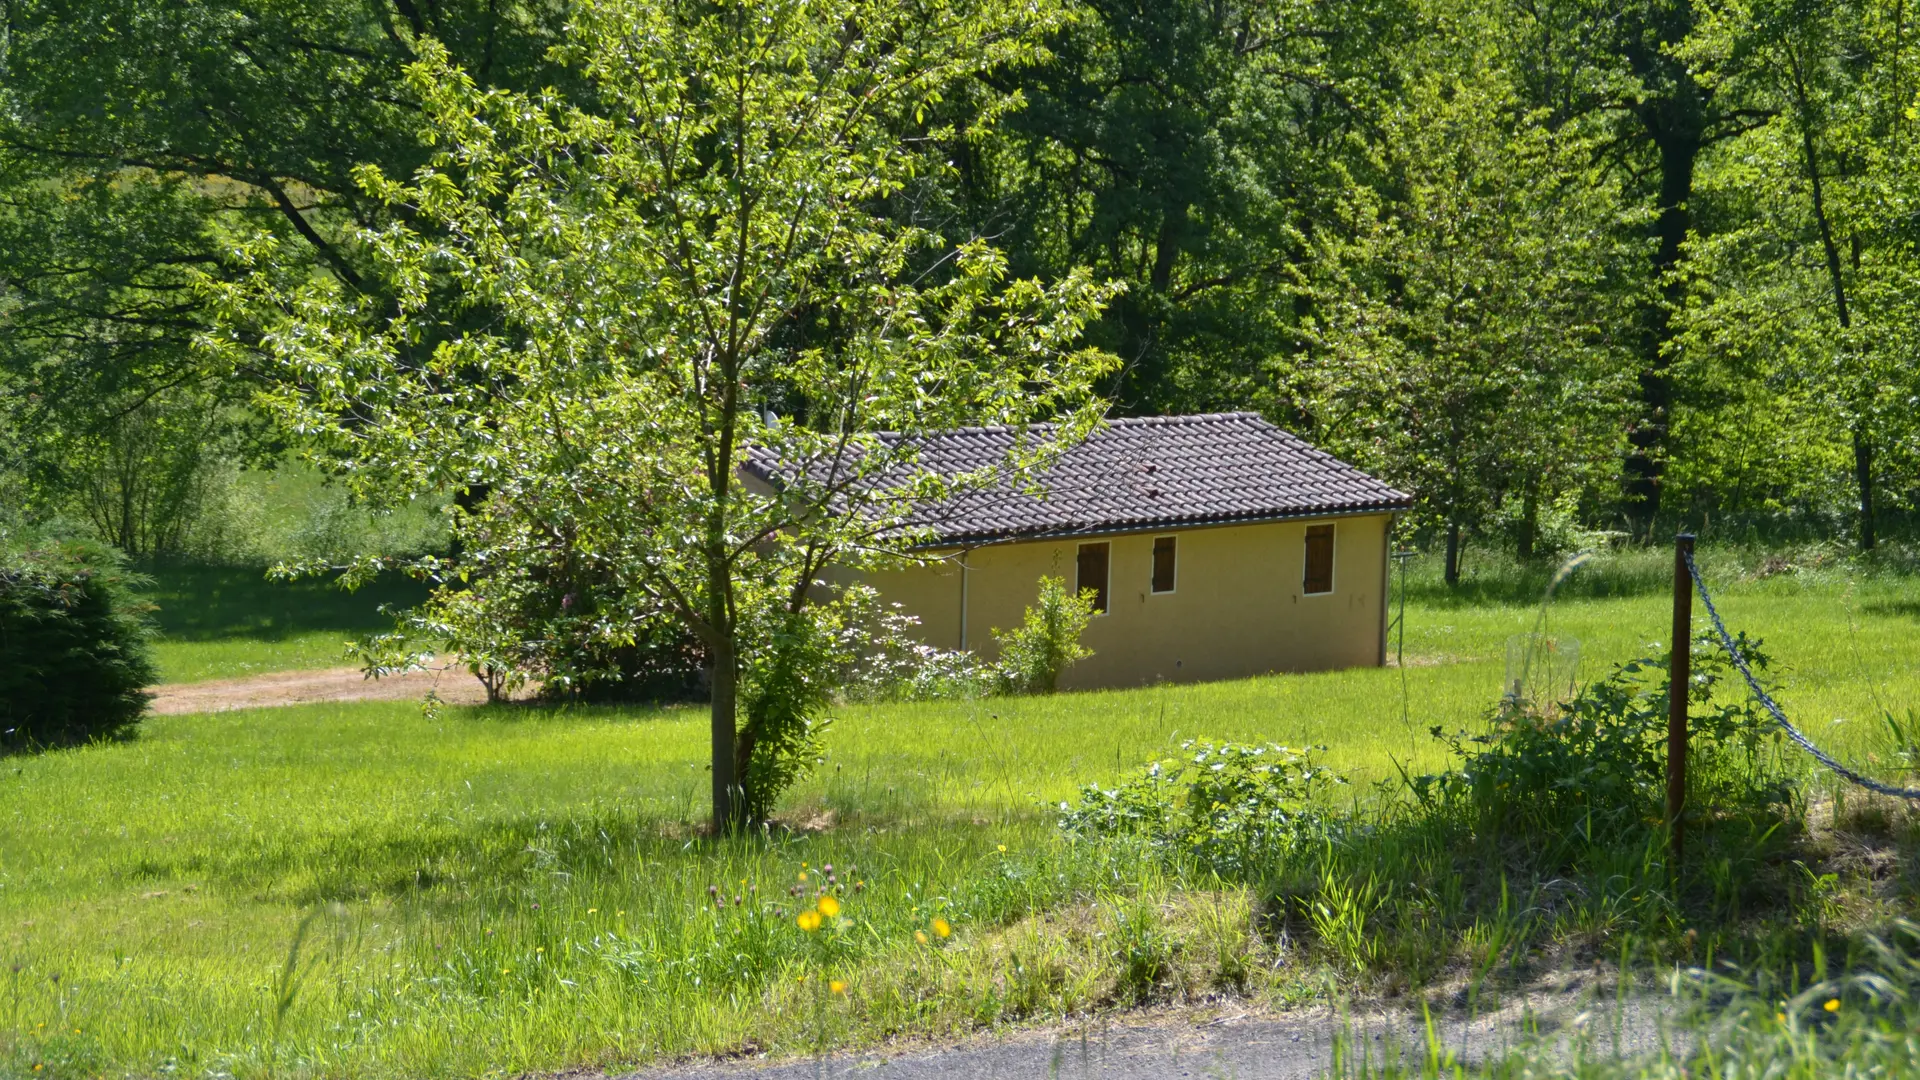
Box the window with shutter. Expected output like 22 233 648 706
1076 541 1110 613
1151 536 1176 593
1303 524 1334 594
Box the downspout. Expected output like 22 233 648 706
1378 515 1394 666
959 548 972 651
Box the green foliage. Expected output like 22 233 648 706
0 536 155 749
1293 27 1641 576
1412 633 1797 863
733 601 866 824
1060 740 1347 880
210 0 1122 827
0 0 570 555
991 574 1097 695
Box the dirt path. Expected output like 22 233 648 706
633 985 1674 1080
147 664 504 714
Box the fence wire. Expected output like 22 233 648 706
1684 547 1920 802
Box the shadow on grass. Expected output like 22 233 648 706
141 562 431 642
1401 556 1673 608
1862 600 1920 622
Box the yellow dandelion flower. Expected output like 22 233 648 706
818 895 841 918
1777 1012 1787 1024
796 909 823 932
798 871 808 882
1825 999 1841 1013
997 844 1007 853
915 930 929 944
830 980 847 995
933 917 952 938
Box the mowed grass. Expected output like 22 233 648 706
6 550 1920 1079
142 565 429 683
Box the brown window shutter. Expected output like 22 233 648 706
1152 536 1176 593
1077 541 1110 613
1303 524 1334 594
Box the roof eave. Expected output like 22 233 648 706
905 499 1413 550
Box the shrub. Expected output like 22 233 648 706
840 576 1096 703
734 602 852 824
346 542 706 704
0 537 156 749
1060 740 1347 880
992 574 1095 694
1410 631 1796 864
839 594 996 702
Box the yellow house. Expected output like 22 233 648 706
754 413 1411 692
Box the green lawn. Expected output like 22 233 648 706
7 551 1920 1078
142 564 430 683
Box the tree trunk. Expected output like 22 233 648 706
1854 427 1876 552
1789 46 1870 550
1517 485 1540 562
1444 517 1463 587
1622 121 1701 539
1619 3 1709 540
709 639 740 834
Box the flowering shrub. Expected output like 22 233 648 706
1059 740 1347 880
839 593 996 702
839 575 1100 702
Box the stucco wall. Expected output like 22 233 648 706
857 513 1392 690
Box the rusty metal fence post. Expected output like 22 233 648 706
1668 533 1695 869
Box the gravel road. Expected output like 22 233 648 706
634 980 1674 1080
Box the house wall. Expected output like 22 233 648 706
857 512 1393 690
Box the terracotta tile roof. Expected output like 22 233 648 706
746 412 1410 547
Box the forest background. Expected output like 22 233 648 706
2 0 1917 583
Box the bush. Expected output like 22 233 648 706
1410 631 1797 864
992 574 1095 694
1060 740 1347 880
841 576 1096 702
0 537 155 749
840 594 996 702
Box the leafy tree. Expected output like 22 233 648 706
211 0 1121 831
1499 0 1773 536
0 0 569 541
1672 0 1920 548
1293 39 1638 581
938 0 1415 415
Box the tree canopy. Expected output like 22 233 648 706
208 0 1122 829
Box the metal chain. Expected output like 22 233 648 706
1684 548 1920 801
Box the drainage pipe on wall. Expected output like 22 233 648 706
958 548 972 650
